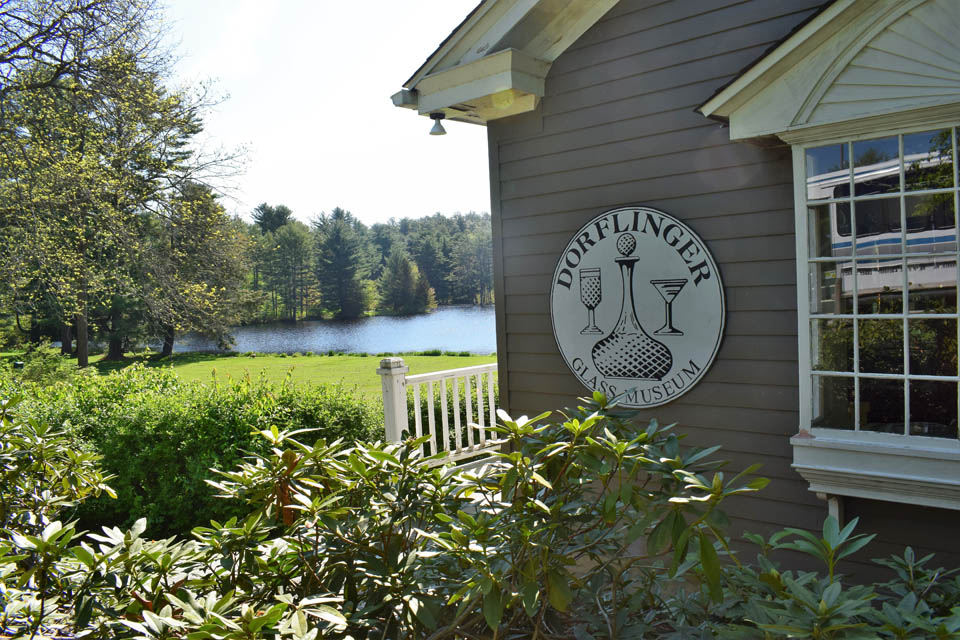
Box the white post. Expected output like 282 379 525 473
378 357 409 442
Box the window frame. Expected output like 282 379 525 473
791 121 960 511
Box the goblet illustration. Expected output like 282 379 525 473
579 268 602 334
650 278 687 336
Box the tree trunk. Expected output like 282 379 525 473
28 315 41 343
76 312 89 368
60 322 72 355
104 309 124 360
106 335 124 360
161 325 175 357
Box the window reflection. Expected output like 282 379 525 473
909 319 958 376
856 258 903 314
854 197 902 255
907 257 957 313
806 128 960 438
909 380 958 439
811 376 855 430
905 194 956 254
904 129 954 192
860 378 904 433
810 261 854 314
812 320 853 371
806 144 849 201
859 319 903 374
853 136 900 195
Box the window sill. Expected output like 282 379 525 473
792 429 960 511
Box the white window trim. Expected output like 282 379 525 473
791 118 960 512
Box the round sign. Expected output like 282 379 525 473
550 206 725 408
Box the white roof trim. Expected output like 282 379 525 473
701 0 960 141
699 0 858 120
395 0 618 124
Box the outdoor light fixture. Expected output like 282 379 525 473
429 112 446 136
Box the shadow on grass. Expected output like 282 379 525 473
93 351 236 374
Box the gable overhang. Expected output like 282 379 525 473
698 0 960 144
392 0 619 125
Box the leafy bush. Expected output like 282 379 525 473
2 340 77 385
11 364 382 537
3 391 960 639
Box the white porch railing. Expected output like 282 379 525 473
378 357 500 465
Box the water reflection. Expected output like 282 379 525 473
172 306 497 354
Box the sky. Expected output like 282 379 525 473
161 0 490 226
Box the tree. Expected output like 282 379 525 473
0 7 240 365
313 207 372 318
252 203 293 234
265 222 313 321
377 248 435 315
449 225 494 305
0 0 158 101
142 183 252 356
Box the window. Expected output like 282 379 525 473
804 128 958 439
794 126 960 511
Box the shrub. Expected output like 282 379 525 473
3 391 960 639
4 340 76 385
13 365 382 537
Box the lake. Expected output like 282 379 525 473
172 305 497 354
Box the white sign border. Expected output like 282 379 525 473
548 205 727 409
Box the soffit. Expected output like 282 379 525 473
393 0 619 124
699 0 960 142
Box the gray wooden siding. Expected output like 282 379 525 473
487 0 960 571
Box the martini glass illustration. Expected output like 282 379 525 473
579 268 602 334
650 278 687 336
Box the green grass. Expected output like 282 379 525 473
86 351 496 398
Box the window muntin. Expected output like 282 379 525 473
805 128 960 440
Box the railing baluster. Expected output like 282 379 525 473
487 370 496 433
476 373 486 445
465 374 474 448
427 380 437 457
440 378 450 455
452 376 462 453
413 383 423 454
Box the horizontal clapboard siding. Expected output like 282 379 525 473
486 0 960 574
487 0 823 549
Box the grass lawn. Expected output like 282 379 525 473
88 351 497 398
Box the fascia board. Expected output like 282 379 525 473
417 69 545 115
416 49 547 95
415 48 550 115
698 0 859 120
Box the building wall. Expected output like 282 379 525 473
487 0 960 572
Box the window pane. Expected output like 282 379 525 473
907 257 957 313
909 318 958 376
905 193 956 254
853 136 900 195
812 319 853 371
810 261 854 314
811 375 855 430
909 380 958 439
807 144 849 201
904 128 954 192
861 378 905 434
859 319 904 374
856 258 903 314
809 205 850 258
855 197 902 255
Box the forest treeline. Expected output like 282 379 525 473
0 0 492 365
246 205 493 323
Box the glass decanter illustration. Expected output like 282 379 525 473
591 233 673 380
